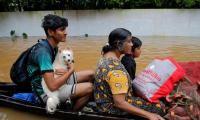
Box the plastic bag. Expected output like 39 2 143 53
132 57 185 103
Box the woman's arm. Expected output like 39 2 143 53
113 94 164 120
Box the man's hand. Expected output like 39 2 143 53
67 63 74 73
54 68 67 75
54 63 74 75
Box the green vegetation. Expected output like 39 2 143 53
85 34 88 37
10 30 17 41
22 32 28 39
0 0 199 12
10 30 15 36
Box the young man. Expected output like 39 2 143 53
121 36 142 80
27 14 94 111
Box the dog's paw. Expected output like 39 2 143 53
46 97 59 114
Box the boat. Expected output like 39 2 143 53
1 61 199 120
0 82 143 120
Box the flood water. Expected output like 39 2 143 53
0 36 200 120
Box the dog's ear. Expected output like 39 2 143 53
66 47 73 53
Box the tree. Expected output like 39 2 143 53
0 0 199 12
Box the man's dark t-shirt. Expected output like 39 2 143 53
121 54 136 80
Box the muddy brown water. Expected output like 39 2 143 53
0 36 200 120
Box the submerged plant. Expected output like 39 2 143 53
10 30 17 41
10 30 15 36
85 33 88 37
22 32 28 39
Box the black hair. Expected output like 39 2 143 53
102 28 132 54
132 36 142 52
41 14 68 36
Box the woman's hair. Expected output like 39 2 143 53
132 36 142 52
41 14 68 36
102 28 132 54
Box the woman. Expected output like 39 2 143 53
94 28 165 120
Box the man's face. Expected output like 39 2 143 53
50 26 67 42
132 46 141 58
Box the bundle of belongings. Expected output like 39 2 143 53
132 57 200 120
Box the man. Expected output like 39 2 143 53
28 14 94 111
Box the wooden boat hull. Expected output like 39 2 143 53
0 82 143 120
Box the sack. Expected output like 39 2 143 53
10 39 57 87
132 57 185 103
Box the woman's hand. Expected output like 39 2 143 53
148 113 165 120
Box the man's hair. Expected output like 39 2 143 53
132 36 142 52
41 14 68 36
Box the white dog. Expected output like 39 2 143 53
41 48 74 114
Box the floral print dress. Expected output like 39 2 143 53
94 57 165 116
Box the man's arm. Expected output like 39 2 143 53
36 48 74 91
42 63 74 91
